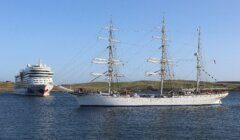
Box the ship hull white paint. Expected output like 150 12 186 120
15 84 53 97
74 92 229 107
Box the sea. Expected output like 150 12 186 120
0 91 240 140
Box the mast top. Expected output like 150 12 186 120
197 26 201 58
197 26 201 38
162 16 165 31
110 16 113 26
109 17 112 30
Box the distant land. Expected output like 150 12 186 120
217 81 240 84
60 80 240 92
1 80 240 92
0 81 14 92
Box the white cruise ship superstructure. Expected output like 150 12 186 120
15 61 54 96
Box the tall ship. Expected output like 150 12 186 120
72 18 228 106
15 61 54 96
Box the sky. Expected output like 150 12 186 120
0 0 239 84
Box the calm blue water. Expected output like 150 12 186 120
0 91 240 140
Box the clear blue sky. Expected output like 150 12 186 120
0 0 239 83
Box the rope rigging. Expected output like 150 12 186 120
55 18 220 92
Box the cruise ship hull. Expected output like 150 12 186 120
74 92 229 107
15 84 54 97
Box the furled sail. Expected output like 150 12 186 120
147 57 161 63
92 58 108 64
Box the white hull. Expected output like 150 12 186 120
15 84 54 97
74 92 229 107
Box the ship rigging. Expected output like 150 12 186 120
70 17 229 107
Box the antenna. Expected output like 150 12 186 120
38 59 42 66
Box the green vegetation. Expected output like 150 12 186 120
0 82 14 92
62 80 240 92
1 80 240 92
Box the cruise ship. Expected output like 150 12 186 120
71 18 228 107
14 61 54 96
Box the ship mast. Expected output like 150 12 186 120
107 19 114 94
91 18 121 94
160 17 167 95
196 27 201 93
146 17 168 95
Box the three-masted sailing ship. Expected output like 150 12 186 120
72 18 228 107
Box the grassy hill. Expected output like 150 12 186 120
0 82 14 92
1 80 240 92
62 80 240 92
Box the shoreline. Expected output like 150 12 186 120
1 80 239 93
